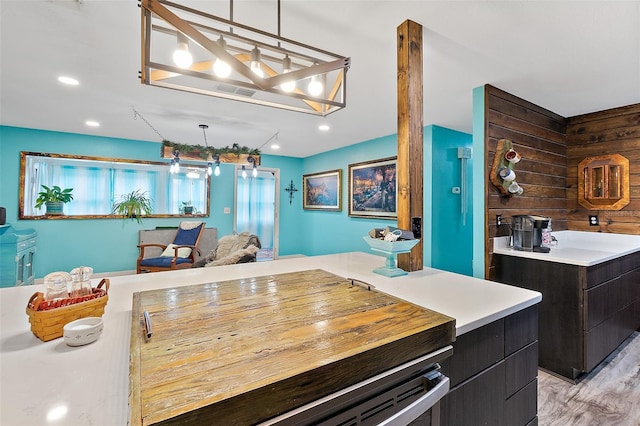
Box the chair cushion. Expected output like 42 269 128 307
174 223 203 245
140 256 193 268
161 243 192 258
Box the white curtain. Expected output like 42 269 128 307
236 171 275 248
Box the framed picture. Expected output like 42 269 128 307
348 157 397 219
302 169 342 211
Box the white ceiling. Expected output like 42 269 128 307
1 1 639 158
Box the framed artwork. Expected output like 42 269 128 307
348 157 397 219
302 169 342 211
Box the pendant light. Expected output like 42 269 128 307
250 46 264 78
213 36 232 78
308 72 323 97
172 33 193 69
280 55 296 92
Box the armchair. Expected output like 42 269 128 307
192 231 261 267
137 222 205 273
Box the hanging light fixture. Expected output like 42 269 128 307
280 55 296 93
172 33 193 69
307 72 323 97
169 150 180 174
213 154 221 176
212 36 232 78
248 156 258 177
199 123 217 177
241 165 247 179
249 46 264 78
140 0 350 116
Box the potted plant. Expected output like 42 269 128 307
35 185 74 215
111 189 152 223
179 201 194 215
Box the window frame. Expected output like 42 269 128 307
19 151 211 220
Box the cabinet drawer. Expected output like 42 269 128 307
585 269 640 330
505 341 538 398
505 305 538 356
16 238 37 252
505 378 537 426
440 319 504 387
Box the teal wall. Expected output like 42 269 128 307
0 126 303 277
301 133 399 256
429 126 473 276
1 123 474 280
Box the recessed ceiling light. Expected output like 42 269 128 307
58 76 79 86
85 120 100 127
318 124 330 131
270 143 280 150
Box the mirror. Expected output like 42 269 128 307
578 154 629 211
19 151 210 219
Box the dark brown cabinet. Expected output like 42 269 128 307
495 251 640 381
439 305 539 425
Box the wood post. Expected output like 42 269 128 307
396 20 424 272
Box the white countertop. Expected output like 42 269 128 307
0 252 540 426
493 230 640 266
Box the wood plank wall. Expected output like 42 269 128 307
484 85 568 280
566 104 640 234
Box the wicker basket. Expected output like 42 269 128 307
26 278 110 342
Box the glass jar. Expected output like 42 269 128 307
70 266 93 298
44 271 71 301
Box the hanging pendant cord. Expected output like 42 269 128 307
131 106 165 141
200 124 209 148
258 131 279 151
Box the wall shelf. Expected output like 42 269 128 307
490 139 518 196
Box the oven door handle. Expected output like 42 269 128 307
376 372 450 426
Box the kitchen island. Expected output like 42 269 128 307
0 252 541 425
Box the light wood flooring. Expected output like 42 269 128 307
538 331 640 426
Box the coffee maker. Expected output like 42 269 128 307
512 215 551 252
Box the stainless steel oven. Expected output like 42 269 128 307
261 345 452 426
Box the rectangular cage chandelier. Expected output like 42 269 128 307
140 0 351 116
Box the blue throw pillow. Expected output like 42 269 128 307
173 223 203 245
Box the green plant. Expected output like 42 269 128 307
35 185 74 209
111 189 153 223
179 201 194 214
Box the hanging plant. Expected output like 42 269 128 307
162 140 260 161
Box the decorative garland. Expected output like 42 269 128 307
162 140 261 160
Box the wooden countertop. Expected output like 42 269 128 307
129 269 455 425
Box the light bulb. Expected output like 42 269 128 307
241 165 247 179
173 158 180 174
250 46 264 78
214 164 221 176
214 59 232 78
280 55 296 92
207 162 213 176
213 36 232 78
173 34 192 69
252 165 258 178
308 74 323 97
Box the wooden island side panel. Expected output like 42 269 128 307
129 269 455 425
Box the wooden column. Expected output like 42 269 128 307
397 19 424 272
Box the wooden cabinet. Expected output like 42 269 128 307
439 305 539 425
495 252 640 381
0 225 37 287
578 154 629 210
